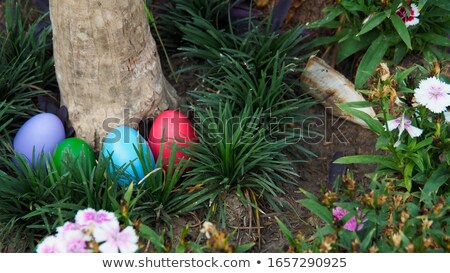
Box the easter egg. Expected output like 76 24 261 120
53 138 95 171
102 126 155 186
13 113 66 165
148 110 196 169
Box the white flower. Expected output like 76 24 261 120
396 3 420 27
387 114 423 147
93 224 139 253
37 208 137 253
414 77 450 113
62 230 91 253
75 208 119 228
36 236 66 253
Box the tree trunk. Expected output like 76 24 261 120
49 0 178 150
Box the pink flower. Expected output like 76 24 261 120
75 208 119 228
387 114 423 147
414 77 450 113
93 224 139 253
37 208 138 253
396 4 420 27
36 236 66 253
62 230 91 253
56 222 81 235
332 207 366 231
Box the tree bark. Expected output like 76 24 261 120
49 0 178 150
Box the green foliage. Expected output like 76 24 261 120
154 0 230 51
279 177 450 253
308 0 450 88
155 1 317 227
0 143 192 251
182 102 298 226
176 10 318 157
177 14 309 79
190 54 318 157
138 221 254 253
335 64 450 194
0 0 56 159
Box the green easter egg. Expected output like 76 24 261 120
53 137 95 171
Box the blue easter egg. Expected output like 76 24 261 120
102 126 155 186
13 113 66 166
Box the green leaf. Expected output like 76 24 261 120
421 167 450 206
396 65 418 83
337 101 377 108
410 154 425 173
123 182 134 204
390 14 412 49
313 225 335 238
275 217 296 246
355 35 390 88
412 137 433 152
391 43 408 64
357 13 387 36
375 135 390 150
307 7 344 29
432 0 450 11
337 103 384 134
334 155 399 171
360 228 376 251
418 0 428 10
307 34 345 49
138 224 166 251
403 162 415 192
337 31 378 64
299 199 333 225
415 33 450 47
235 242 255 253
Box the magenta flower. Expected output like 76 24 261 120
396 3 420 27
414 77 450 113
332 207 366 231
93 225 139 253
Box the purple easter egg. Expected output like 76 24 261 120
13 113 66 165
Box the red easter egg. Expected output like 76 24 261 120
148 110 196 170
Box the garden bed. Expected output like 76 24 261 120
1 0 449 253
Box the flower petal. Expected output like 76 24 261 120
117 227 139 253
75 208 97 226
405 125 423 138
386 118 400 131
410 4 419 17
414 77 450 113
405 17 419 27
36 236 66 253
99 241 120 253
118 242 139 253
